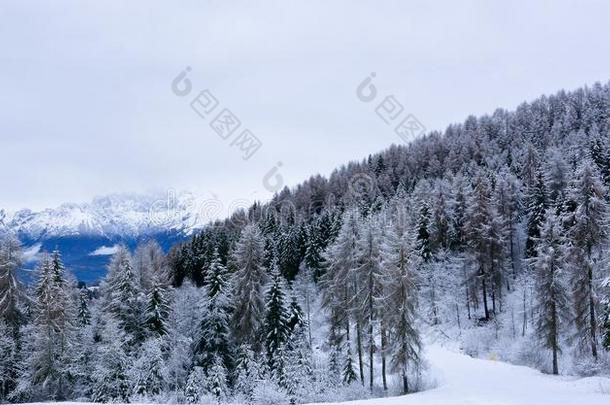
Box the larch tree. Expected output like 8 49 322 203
354 215 384 391
568 159 608 359
28 251 77 400
321 208 364 384
532 213 570 375
381 214 422 394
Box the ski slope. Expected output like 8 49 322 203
310 345 610 405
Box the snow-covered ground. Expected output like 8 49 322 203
309 345 610 405
19 345 610 405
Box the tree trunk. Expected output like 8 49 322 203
588 263 598 360
551 301 559 375
402 372 409 395
522 287 527 337
369 323 374 391
356 320 365 385
381 324 388 391
481 268 490 320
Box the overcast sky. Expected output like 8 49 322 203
1 0 610 212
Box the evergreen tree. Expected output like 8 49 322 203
264 265 290 369
526 169 547 258
464 174 494 320
231 224 267 349
91 319 131 403
282 325 313 402
144 274 170 337
104 247 144 345
233 344 262 403
195 249 233 371
131 338 165 397
0 319 18 401
184 366 206 404
0 236 24 328
416 201 433 262
286 292 305 337
0 236 24 399
77 289 91 327
206 353 229 401
532 213 570 374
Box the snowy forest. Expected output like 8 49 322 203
2 82 610 404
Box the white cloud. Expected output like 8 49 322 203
22 243 42 263
89 245 120 256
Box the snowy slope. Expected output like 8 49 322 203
20 345 610 405
308 345 610 405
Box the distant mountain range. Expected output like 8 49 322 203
0 192 209 284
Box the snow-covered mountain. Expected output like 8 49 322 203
2 192 209 283
3 192 208 240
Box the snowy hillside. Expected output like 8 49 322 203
18 344 610 405
306 345 610 405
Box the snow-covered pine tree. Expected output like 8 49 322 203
589 128 610 188
568 159 608 359
77 289 91 326
264 264 290 371
0 236 24 329
430 179 454 251
304 210 335 280
233 344 262 403
532 213 570 375
286 291 305 337
91 318 131 403
28 251 77 400
131 338 166 398
544 147 571 212
526 168 547 258
381 214 422 394
195 248 233 371
0 236 24 400
0 319 18 401
206 353 229 401
292 265 316 350
416 201 433 262
464 173 494 320
184 366 206 404
231 224 267 349
341 343 358 385
104 246 144 345
144 273 171 337
282 325 313 403
494 168 523 281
